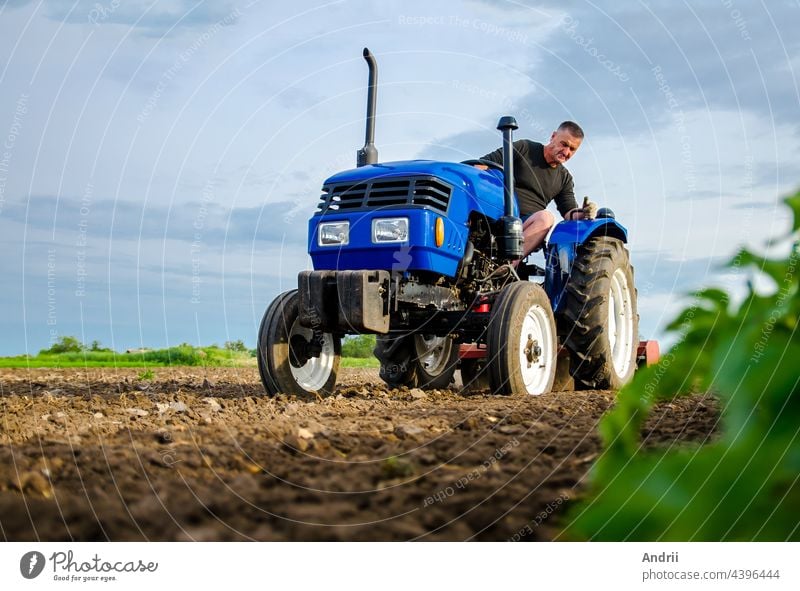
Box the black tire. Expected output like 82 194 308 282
460 358 490 392
560 237 639 390
257 291 292 394
257 290 340 396
486 282 557 396
375 333 458 389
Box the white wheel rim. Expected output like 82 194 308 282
288 319 335 391
414 334 451 376
608 267 634 379
519 304 554 395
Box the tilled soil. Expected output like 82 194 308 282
0 367 719 541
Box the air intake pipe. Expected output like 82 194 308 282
357 48 378 167
497 116 523 260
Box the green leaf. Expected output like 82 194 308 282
564 188 800 541
785 191 800 234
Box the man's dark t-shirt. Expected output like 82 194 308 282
481 139 577 217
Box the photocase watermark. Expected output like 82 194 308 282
720 0 752 42
509 492 570 540
87 0 120 25
282 200 309 226
750 242 798 364
638 280 656 299
721 158 754 294
47 249 58 346
560 15 630 82
283 153 353 225
137 7 242 124
397 15 528 44
190 179 216 304
423 438 519 507
652 65 696 194
20 551 46 579
75 181 92 297
450 79 547 136
19 549 158 582
156 430 182 467
640 298 701 403
0 93 29 216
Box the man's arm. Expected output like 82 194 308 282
554 170 578 218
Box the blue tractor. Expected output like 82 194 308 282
257 49 640 397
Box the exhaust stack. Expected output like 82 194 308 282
357 48 378 167
497 116 523 260
497 116 518 217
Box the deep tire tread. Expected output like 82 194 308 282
375 335 458 390
559 237 639 390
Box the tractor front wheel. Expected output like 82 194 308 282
486 282 557 396
257 290 340 396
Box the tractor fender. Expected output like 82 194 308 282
544 218 628 314
548 217 628 249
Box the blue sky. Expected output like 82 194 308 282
0 0 798 355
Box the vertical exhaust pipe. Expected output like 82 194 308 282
497 116 522 260
497 116 518 217
357 48 378 167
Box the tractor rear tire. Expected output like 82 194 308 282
486 281 557 396
560 237 638 390
257 290 340 396
375 333 458 390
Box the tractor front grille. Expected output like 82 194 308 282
317 176 452 214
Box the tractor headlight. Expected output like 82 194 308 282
318 221 349 246
372 217 409 243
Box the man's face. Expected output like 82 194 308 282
543 129 582 167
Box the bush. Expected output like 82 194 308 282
562 191 800 541
224 340 248 352
40 335 84 355
342 334 376 358
141 345 202 366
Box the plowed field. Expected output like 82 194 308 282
0 368 718 541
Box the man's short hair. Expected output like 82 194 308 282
557 121 584 139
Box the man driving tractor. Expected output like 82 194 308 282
476 121 597 258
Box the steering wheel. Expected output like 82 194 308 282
460 158 504 171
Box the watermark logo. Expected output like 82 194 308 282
20 551 46 579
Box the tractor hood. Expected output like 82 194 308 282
321 159 512 220
326 159 480 184
308 160 514 278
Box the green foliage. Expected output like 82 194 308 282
4 341 256 368
40 335 85 354
137 369 155 380
0 357 149 368
224 339 248 352
342 334 376 358
89 340 113 352
563 192 800 541
140 345 202 366
340 357 380 368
